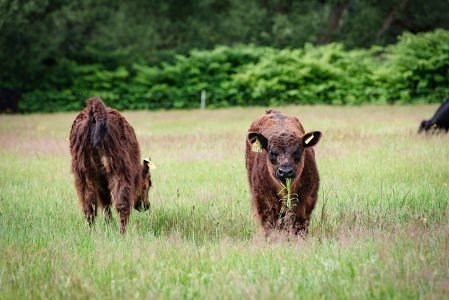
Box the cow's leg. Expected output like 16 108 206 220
97 186 112 223
103 205 112 223
111 182 131 234
83 189 97 226
292 217 309 236
96 176 113 223
282 209 298 234
254 198 278 236
292 195 316 236
74 175 97 226
80 187 97 226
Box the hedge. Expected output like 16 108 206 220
19 30 449 112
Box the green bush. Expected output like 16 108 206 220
373 29 449 103
233 44 378 105
20 62 133 112
18 30 449 112
131 45 269 109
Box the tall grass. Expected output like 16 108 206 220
0 105 448 299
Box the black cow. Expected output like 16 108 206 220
419 97 449 133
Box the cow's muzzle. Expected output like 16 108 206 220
276 165 296 182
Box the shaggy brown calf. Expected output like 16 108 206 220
245 109 321 236
70 96 152 234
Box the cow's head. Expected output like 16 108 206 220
135 158 153 212
418 120 432 133
248 131 321 184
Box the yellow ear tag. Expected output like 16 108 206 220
148 161 157 170
144 158 157 170
431 123 438 129
251 138 263 153
305 134 314 145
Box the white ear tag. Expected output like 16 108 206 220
251 138 263 153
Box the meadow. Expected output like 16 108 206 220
0 105 448 299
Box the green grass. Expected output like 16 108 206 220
1 105 448 299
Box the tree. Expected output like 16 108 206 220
319 0 351 44
376 0 410 39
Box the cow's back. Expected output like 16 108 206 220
69 106 141 187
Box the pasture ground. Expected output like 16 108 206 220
0 105 448 299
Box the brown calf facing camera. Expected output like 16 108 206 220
245 109 321 236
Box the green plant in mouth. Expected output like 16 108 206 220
278 178 299 220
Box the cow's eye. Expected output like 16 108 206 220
293 150 301 162
269 150 278 163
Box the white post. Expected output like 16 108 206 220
200 90 206 110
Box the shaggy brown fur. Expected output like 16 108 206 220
69 96 152 234
245 109 321 236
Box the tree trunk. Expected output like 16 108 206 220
376 0 410 39
318 0 350 45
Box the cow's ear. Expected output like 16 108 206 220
247 132 268 152
302 131 322 147
143 158 150 174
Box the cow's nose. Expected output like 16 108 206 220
143 202 150 211
276 166 295 179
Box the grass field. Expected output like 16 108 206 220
1 105 448 299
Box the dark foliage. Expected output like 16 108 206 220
1 0 448 112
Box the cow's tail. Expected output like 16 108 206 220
87 96 108 148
